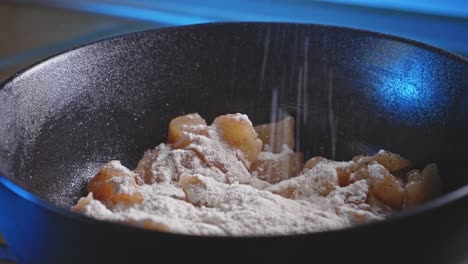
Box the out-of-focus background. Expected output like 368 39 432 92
0 0 467 84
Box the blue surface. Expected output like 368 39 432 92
322 0 468 18
0 245 17 262
0 23 156 71
38 0 468 54
2 0 467 74
0 176 43 206
0 176 49 263
69 1 213 25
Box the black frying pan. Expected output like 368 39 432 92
0 23 467 264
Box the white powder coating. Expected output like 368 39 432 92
72 116 389 236
74 169 380 236
257 144 294 161
228 113 252 124
367 162 387 179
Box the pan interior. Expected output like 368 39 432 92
0 23 466 208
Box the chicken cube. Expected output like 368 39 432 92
213 113 263 165
254 116 295 153
367 162 405 209
168 113 208 149
405 163 442 208
251 152 303 183
364 150 411 173
88 161 143 206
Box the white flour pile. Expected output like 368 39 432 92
72 113 395 236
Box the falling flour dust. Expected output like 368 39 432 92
72 113 391 236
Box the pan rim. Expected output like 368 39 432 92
1 173 468 239
0 22 467 239
0 21 467 89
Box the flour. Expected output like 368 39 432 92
257 144 294 161
228 113 252 124
367 162 387 179
72 114 392 236
74 170 375 236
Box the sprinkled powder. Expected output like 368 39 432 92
72 114 426 236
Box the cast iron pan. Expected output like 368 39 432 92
0 22 467 264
